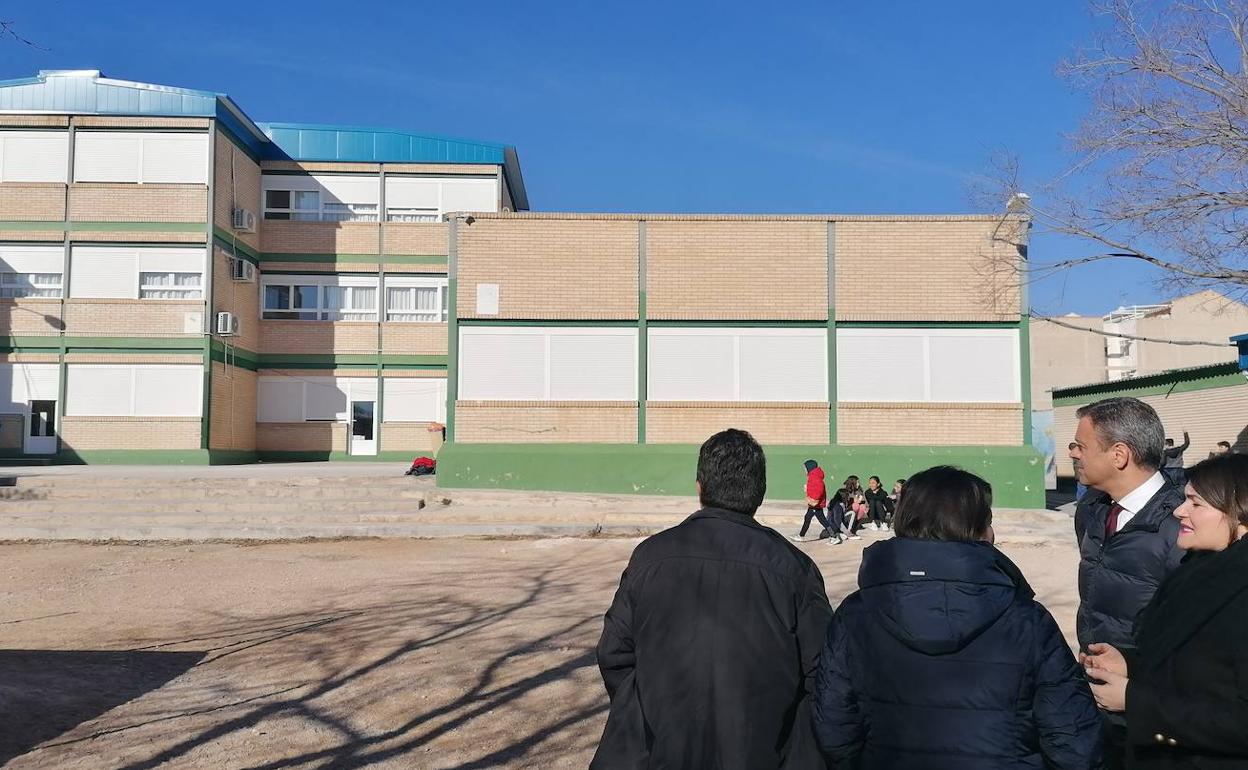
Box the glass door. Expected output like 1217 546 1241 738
349 400 376 456
24 400 57 455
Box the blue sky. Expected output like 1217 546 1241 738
2 0 1168 315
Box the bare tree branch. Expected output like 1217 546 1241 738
0 19 44 49
1035 314 1235 347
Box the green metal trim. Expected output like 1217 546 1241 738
827 221 838 444
209 449 260 465
638 220 647 444
212 230 261 264
258 269 446 277
0 221 64 231
257 353 447 368
446 219 459 443
200 336 212 449
1 336 205 352
835 320 1023 329
209 346 260 371
202 125 215 452
380 363 447 371
1053 364 1245 405
258 253 448 265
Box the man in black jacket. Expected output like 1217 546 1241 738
1069 397 1184 769
592 428 833 769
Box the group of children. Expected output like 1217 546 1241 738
793 459 903 545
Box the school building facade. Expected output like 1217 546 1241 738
0 70 1044 506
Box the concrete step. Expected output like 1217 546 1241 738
0 486 434 501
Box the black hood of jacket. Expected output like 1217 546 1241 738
858 537 1033 655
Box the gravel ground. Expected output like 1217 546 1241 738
0 533 1081 769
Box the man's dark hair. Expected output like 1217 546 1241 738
697 429 766 514
893 465 993 542
1075 397 1166 471
868 475 881 485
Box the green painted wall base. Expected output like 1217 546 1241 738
256 451 416 463
437 443 1047 509
0 449 416 466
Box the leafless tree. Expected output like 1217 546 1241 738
983 0 1248 321
0 18 41 48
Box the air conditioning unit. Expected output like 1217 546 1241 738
230 258 256 282
231 207 257 233
215 311 239 336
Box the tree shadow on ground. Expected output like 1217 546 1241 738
0 649 206 764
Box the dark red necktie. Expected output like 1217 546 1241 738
1105 503 1124 540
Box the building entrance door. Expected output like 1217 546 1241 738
349 400 377 456
24 400 57 455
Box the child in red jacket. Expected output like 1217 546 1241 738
793 460 841 544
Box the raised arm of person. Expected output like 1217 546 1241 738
596 569 636 699
813 605 865 764
1031 607 1104 769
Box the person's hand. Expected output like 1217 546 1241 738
1080 642 1127 677
1089 669 1128 712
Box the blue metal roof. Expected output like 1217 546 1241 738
0 70 529 208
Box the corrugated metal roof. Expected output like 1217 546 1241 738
0 70 529 208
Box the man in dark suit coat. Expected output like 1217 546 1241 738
1069 397 1184 770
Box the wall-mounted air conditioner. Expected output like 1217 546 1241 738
215 311 239 336
231 207 257 233
231 258 256 282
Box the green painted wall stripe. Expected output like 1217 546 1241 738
258 269 447 277
1053 367 1246 406
437 443 1046 508
827 220 838 444
212 231 261 264
258 253 448 265
257 353 447 368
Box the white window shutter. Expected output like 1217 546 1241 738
66 366 133 416
440 178 497 213
385 177 440 208
73 132 142 182
0 245 63 274
459 331 546 400
69 247 139 298
1 131 69 183
648 333 735 401
257 378 305 422
738 332 827 402
383 378 444 422
140 134 208 184
313 174 380 205
135 247 205 273
549 333 636 400
928 332 1019 402
132 366 202 416
305 378 349 421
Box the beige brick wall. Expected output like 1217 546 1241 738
381 323 447 356
63 300 204 338
259 320 379 354
60 416 200 450
0 184 66 220
0 353 59 363
213 130 262 252
455 401 638 443
384 223 448 256
261 161 381 174
379 421 443 454
261 221 380 255
1053 382 1248 477
209 362 256 451
0 115 69 128
0 414 22 450
0 300 64 335
646 402 829 444
1030 316 1107 409
257 422 347 452
457 218 638 319
836 220 1022 322
69 230 206 244
68 184 207 223
258 261 378 273
837 402 1023 445
212 245 261 351
647 221 827 320
73 117 210 129
0 231 63 242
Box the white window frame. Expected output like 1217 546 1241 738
384 277 449 323
458 326 639 401
260 275 380 322
0 272 62 299
386 207 440 223
263 189 322 221
262 174 380 222
836 327 1021 403
138 271 203 300
647 327 829 402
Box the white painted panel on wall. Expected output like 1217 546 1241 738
459 331 545 400
385 177 440 208
140 134 208 184
0 244 63 273
0 131 69 182
343 378 378 401
384 378 445 422
440 178 498 213
476 284 499 315
305 378 348 421
314 174 380 204
257 378 304 423
0 363 58 412
66 366 132 416
837 331 926 402
136 247 205 273
133 366 202 416
69 247 138 298
73 132 142 182
549 333 637 400
648 333 735 401
739 332 827 402
929 332 1018 402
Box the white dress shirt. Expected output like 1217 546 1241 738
1112 471 1166 533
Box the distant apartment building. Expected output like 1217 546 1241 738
0 70 1044 506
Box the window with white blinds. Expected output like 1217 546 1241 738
458 327 638 401
260 275 379 321
384 277 448 322
65 365 202 416
73 132 208 184
0 363 59 413
256 377 379 422
262 173 381 221
648 328 827 402
836 328 1020 403
384 176 498 221
0 131 68 183
0 245 64 299
384 378 446 422
69 246 204 299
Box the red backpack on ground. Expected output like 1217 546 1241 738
406 457 436 476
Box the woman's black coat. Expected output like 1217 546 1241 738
1123 536 1248 769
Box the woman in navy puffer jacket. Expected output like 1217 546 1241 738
814 466 1103 769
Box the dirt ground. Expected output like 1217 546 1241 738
0 534 1081 769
